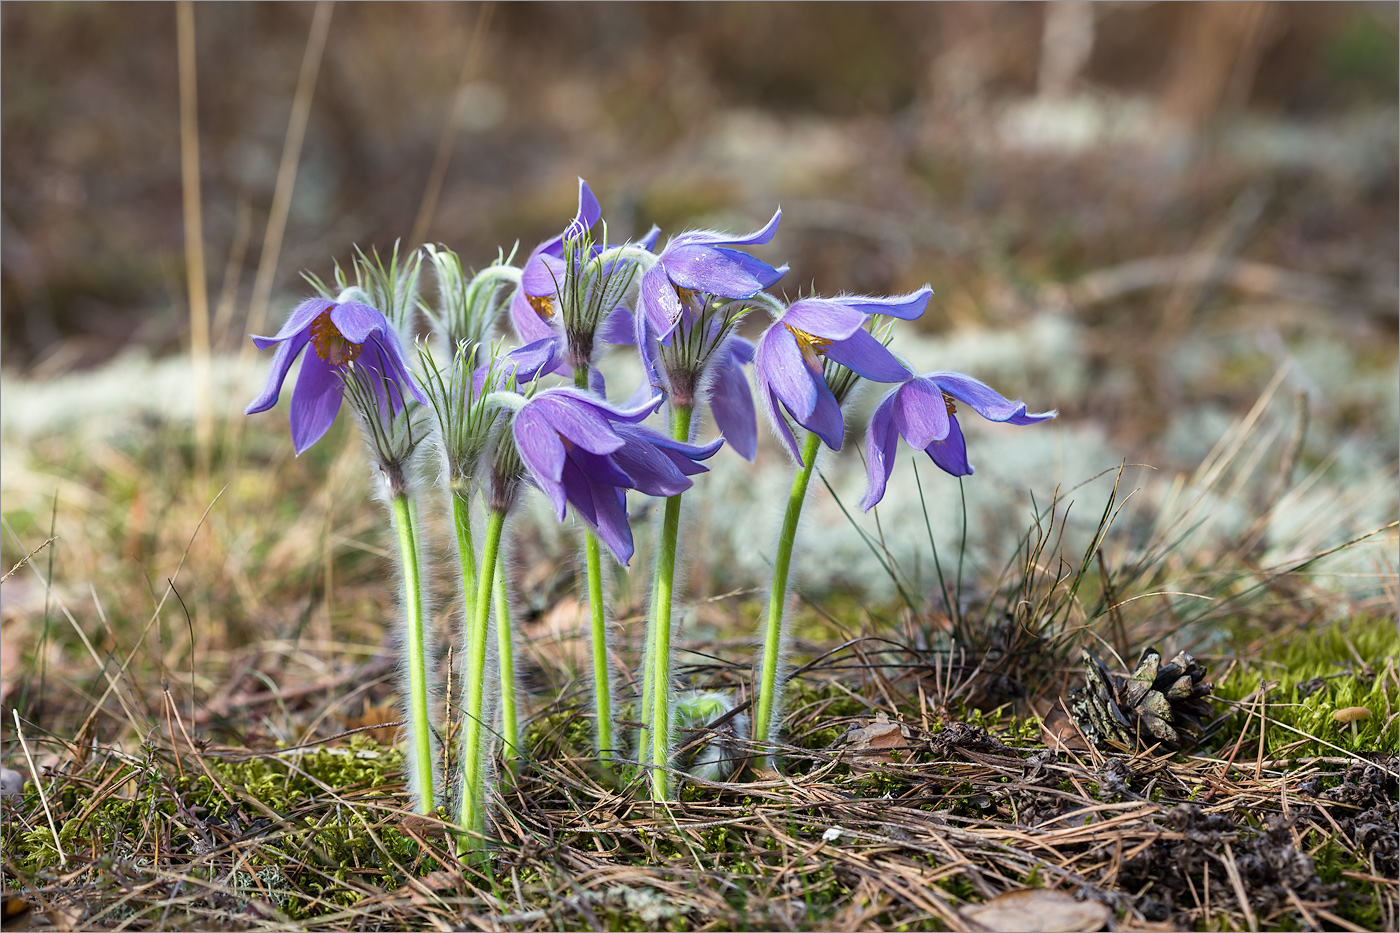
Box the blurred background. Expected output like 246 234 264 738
1 3 1396 686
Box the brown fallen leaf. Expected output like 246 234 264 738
1041 701 1092 753
837 712 916 764
961 888 1109 933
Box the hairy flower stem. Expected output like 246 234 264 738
572 368 615 776
494 556 519 776
753 431 822 758
647 403 695 801
583 531 614 775
390 493 435 814
451 485 477 627
459 507 506 855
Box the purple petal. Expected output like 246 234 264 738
780 299 867 341
823 328 912 383
328 301 388 343
559 458 598 524
925 415 972 476
598 306 637 346
859 390 901 511
587 480 634 565
288 353 344 455
573 178 602 233
569 446 634 490
930 372 1058 425
641 262 683 338
621 423 724 461
705 348 757 461
522 253 565 297
364 332 429 404
510 288 561 345
636 225 661 251
503 337 564 385
755 326 819 421
513 405 569 488
245 329 310 413
727 336 756 365
532 394 625 455
255 297 332 346
837 287 933 321
668 209 782 249
760 379 802 462
890 376 950 450
803 381 845 452
662 244 769 300
610 436 695 497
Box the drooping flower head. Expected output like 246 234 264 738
509 388 724 563
753 288 932 464
639 211 786 343
860 372 1057 511
509 179 656 378
632 212 786 458
245 292 427 455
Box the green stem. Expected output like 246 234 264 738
571 369 617 779
584 529 614 775
754 430 822 753
451 484 477 626
390 493 435 815
494 554 519 776
459 507 506 854
648 403 694 801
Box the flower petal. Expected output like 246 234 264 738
662 245 774 299
245 329 310 413
513 405 568 485
328 301 388 344
925 414 972 476
761 380 803 462
288 352 344 455
569 446 634 490
803 380 845 452
668 208 782 248
256 297 332 346
610 435 695 497
780 299 867 341
533 394 625 455
756 326 819 421
641 262 683 337
859 389 901 511
890 375 950 450
363 331 429 404
705 346 757 461
510 288 561 345
837 287 933 321
823 328 912 383
930 372 1057 425
587 479 634 565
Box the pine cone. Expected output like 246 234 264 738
1070 647 1214 751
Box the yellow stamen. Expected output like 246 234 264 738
784 325 831 370
309 310 363 367
528 293 556 321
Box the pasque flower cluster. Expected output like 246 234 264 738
245 177 1055 844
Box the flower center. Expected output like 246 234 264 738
309 310 363 367
528 293 556 321
943 392 957 416
785 325 831 370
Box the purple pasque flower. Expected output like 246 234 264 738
639 210 786 342
508 179 657 374
860 372 1056 511
509 178 601 347
246 296 427 455
754 288 932 464
511 388 723 563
